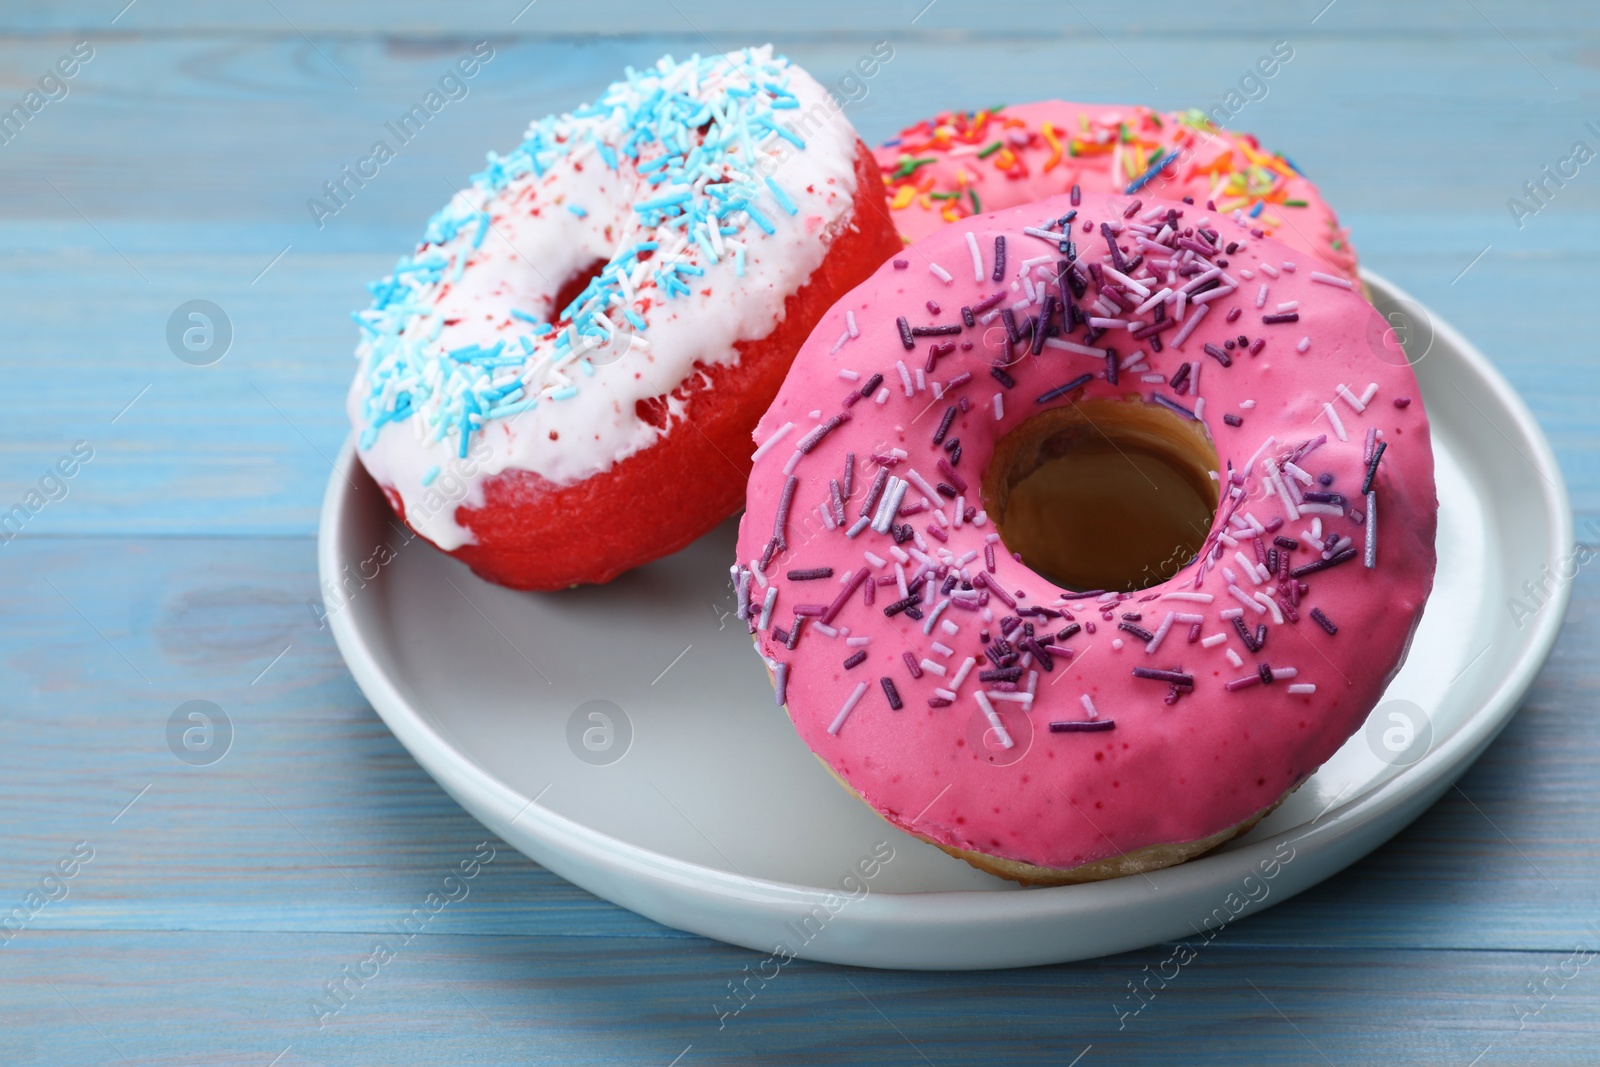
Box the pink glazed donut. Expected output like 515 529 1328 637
733 193 1436 885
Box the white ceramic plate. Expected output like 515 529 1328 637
320 272 1571 969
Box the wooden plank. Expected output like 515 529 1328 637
0 537 1596 949
4 0 1599 36
3 930 1598 1065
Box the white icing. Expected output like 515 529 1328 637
348 47 860 549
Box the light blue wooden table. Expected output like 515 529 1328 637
3 2 1597 1063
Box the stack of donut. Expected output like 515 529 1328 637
347 46 900 590
734 190 1435 884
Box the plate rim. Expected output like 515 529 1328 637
320 269 1573 966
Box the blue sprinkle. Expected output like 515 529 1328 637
421 465 440 486
624 307 647 329
567 204 588 218
744 203 776 235
510 309 542 324
551 385 579 400
1249 201 1265 218
764 176 799 215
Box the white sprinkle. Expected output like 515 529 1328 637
953 495 964 529
758 586 778 630
1255 591 1284 624
830 329 851 354
915 368 926 393
1310 270 1353 289
1360 382 1379 405
1080 694 1098 719
808 409 822 420
923 597 951 635
1322 402 1348 441
974 691 1013 749
933 687 957 701
940 619 960 637
1141 373 1167 383
1276 301 1300 313
1281 260 1297 272
783 450 803 475
966 231 985 282
1296 336 1311 353
920 658 947 677
1043 338 1106 357
1337 383 1367 413
827 682 870 735
1271 667 1298 680
847 636 871 647
751 421 794 462
950 656 977 692
1112 638 1124 651
1255 284 1270 309
1194 397 1205 420
896 360 914 397
1220 607 1245 621
1201 632 1228 648
1240 399 1256 409
1170 303 1210 350
906 467 941 504
1225 648 1244 668
1259 263 1280 279
812 621 838 637
987 691 1033 706
1145 611 1176 654
1287 683 1317 695
929 261 953 284
993 392 1004 420
931 641 954 657
846 310 859 338
1228 584 1267 613
875 387 891 405
1163 592 1214 603
838 368 861 381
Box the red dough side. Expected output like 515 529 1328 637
428 140 901 590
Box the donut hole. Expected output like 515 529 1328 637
552 257 608 320
983 398 1219 593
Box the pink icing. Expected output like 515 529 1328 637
734 194 1436 872
877 101 1357 279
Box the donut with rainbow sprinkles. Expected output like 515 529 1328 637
877 101 1356 280
734 191 1436 885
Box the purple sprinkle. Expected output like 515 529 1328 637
859 372 884 399
787 567 834 581
926 300 941 316
1152 393 1198 420
786 618 804 650
1050 719 1115 733
859 467 889 519
843 650 867 670
1291 546 1359 577
792 604 827 617
1258 662 1274 684
937 456 967 493
911 323 963 337
795 413 850 455
1070 183 1081 206
933 405 957 445
881 677 903 710
1394 396 1412 408
991 365 1017 389
1118 621 1155 642
1223 413 1243 427
928 697 953 708
1187 621 1203 643
892 259 908 269
1131 666 1194 687
1233 616 1260 652
896 316 914 350
1203 342 1233 367
992 235 1007 282
1224 674 1261 692
773 662 788 706
961 305 976 327
946 370 973 391
772 476 798 550
1310 607 1338 635
842 452 855 499
902 651 923 679
972 291 1007 315
1362 440 1387 495
1036 373 1094 404
1248 337 1265 356
1225 306 1242 323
